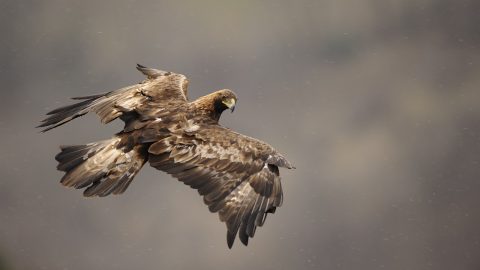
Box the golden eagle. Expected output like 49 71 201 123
38 64 294 248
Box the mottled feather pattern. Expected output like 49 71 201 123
147 127 285 247
39 64 293 248
38 67 189 132
56 137 147 197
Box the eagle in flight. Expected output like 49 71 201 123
38 64 294 248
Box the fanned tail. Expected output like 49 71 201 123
56 136 147 197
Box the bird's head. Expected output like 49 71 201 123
212 89 237 114
192 89 238 122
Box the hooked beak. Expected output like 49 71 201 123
222 98 236 113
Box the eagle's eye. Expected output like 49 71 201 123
221 97 236 112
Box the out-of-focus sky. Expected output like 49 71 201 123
1 0 479 269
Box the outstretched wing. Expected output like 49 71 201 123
147 125 293 248
38 64 189 132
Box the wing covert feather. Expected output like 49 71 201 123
147 126 288 248
38 65 189 132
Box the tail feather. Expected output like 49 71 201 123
56 140 115 172
56 136 147 197
56 142 105 172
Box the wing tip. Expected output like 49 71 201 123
136 63 147 70
135 63 170 78
35 122 57 132
227 230 236 249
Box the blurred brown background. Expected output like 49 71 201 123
1 0 480 269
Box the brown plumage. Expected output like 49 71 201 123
39 64 294 248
